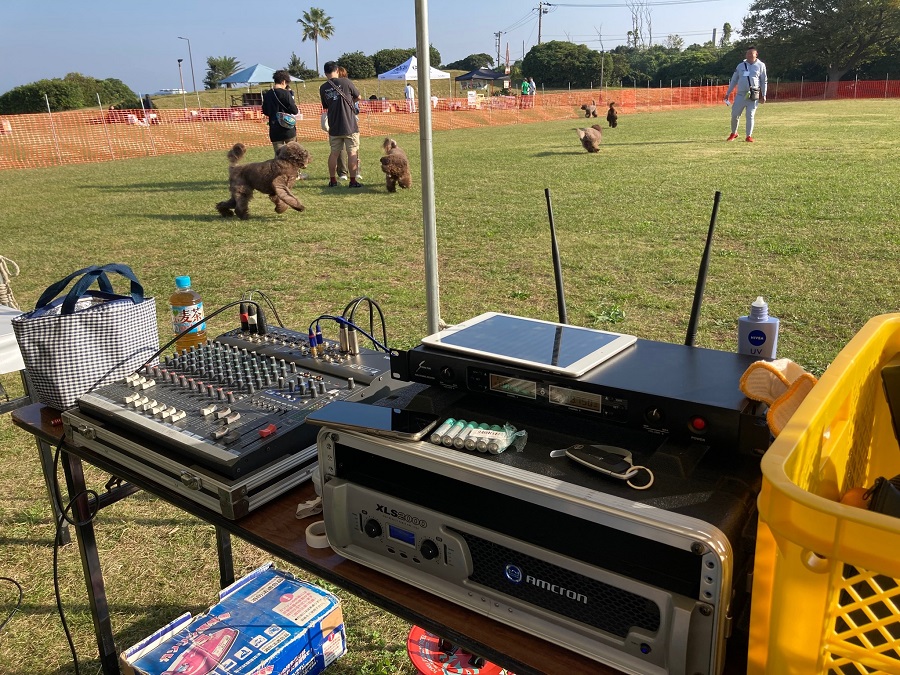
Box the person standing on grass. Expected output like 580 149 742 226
335 65 361 182
724 47 767 143
320 61 362 188
262 70 299 156
405 82 416 113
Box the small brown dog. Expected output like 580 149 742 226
576 125 603 152
607 102 618 128
380 138 412 192
580 100 598 118
216 142 311 219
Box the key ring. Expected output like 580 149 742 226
625 465 654 490
554 444 656 491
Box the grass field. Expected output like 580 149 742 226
1 99 898 674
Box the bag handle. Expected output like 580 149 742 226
61 263 144 315
35 265 114 309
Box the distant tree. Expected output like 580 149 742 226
665 35 684 51
0 74 140 113
337 52 375 79
444 53 495 71
204 56 242 89
522 41 604 87
372 48 414 74
297 7 334 76
741 0 900 84
720 22 733 48
286 53 318 81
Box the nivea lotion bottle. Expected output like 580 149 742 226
738 296 779 358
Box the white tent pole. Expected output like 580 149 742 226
415 0 441 333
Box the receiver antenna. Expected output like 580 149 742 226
545 188 568 324
685 190 722 346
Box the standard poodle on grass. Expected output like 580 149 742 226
380 137 412 193
580 100 598 118
215 142 311 219
576 125 603 152
607 102 618 128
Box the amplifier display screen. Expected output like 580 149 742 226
549 386 602 413
388 524 416 547
489 374 537 399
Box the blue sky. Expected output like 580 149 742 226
1 0 753 96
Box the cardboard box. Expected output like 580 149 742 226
121 562 345 675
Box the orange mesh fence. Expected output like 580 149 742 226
0 82 895 171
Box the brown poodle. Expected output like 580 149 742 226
380 138 412 192
607 102 618 128
576 125 603 152
215 142 311 219
580 100 598 118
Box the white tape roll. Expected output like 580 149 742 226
305 520 330 549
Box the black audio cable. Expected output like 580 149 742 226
0 577 23 633
242 289 284 328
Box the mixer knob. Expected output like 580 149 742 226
289 362 297 373
317 381 328 395
364 519 382 538
247 383 256 394
226 391 236 404
278 376 286 390
347 377 355 390
288 381 295 393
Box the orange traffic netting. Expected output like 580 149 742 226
0 82 895 171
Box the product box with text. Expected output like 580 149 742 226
120 563 345 675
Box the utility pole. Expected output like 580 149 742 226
537 2 549 44
494 31 503 67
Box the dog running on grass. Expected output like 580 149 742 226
576 125 603 153
607 102 618 128
580 100 598 118
380 138 412 192
215 142 311 219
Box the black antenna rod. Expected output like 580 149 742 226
545 188 568 324
685 190 722 346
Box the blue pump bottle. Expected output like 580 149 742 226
738 296 779 358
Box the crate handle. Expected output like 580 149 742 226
801 549 830 573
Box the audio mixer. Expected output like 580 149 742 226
75 326 396 478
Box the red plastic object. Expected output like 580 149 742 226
258 423 277 438
407 625 512 675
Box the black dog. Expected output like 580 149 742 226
607 102 618 128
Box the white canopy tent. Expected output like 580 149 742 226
376 55 451 100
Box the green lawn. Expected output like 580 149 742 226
0 99 898 674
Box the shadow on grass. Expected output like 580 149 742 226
80 181 221 192
141 213 229 222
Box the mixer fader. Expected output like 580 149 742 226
76 328 395 478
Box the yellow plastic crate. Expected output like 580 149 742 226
749 314 900 674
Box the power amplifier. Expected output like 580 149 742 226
391 338 770 454
319 425 760 674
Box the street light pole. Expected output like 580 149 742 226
177 59 187 110
178 36 197 94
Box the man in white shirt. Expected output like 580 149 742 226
724 47 767 143
404 83 416 113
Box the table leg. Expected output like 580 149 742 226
216 526 234 588
61 451 119 675
37 437 71 545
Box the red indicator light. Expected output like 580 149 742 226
691 416 707 431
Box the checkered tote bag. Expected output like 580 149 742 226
12 264 159 409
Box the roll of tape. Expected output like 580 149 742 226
305 520 330 549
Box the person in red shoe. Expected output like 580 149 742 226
724 47 767 142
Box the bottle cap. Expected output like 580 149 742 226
175 276 191 289
749 296 769 320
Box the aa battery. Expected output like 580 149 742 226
487 425 508 454
453 422 478 449
430 418 455 445
473 423 492 452
442 419 467 447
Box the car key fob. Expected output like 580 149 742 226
564 444 634 478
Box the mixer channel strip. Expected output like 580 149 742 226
76 338 384 478
214 326 392 385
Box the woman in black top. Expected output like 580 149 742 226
262 70 299 155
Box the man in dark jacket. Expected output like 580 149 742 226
262 70 299 155
320 61 362 188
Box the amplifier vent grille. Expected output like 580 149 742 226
455 529 661 638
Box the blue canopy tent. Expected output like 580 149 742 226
219 64 305 86
219 64 302 106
